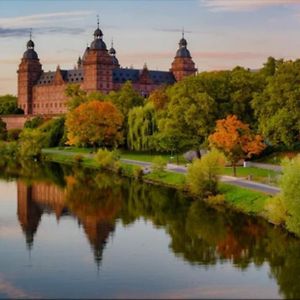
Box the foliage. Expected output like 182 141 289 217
280 156 300 236
127 102 156 151
18 129 45 158
132 165 144 179
187 149 225 197
263 195 286 225
96 148 120 170
108 81 144 117
147 86 169 110
0 94 23 115
155 76 216 154
151 156 167 174
38 117 65 147
24 116 44 129
74 154 84 165
66 100 123 148
252 59 300 147
209 115 266 176
0 118 7 140
7 128 22 141
65 84 88 110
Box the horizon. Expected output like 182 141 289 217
1 0 300 95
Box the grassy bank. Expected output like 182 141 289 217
42 148 271 217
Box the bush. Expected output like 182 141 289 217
280 155 300 235
0 118 7 141
263 195 286 225
133 165 144 179
207 194 225 205
151 156 167 175
187 149 225 198
7 128 22 141
18 129 45 159
38 117 65 147
96 149 119 170
24 116 44 129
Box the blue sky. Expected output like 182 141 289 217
1 0 300 94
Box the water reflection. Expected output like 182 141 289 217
2 161 300 298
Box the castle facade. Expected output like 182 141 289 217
17 23 197 115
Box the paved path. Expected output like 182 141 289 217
43 149 281 195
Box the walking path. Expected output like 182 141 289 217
43 149 281 195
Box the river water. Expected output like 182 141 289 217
0 161 299 299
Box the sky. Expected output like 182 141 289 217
1 0 300 95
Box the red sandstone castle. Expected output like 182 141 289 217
18 22 197 115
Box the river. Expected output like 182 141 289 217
0 160 299 299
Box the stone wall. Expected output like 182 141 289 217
1 115 32 130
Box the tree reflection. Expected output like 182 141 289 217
7 162 300 299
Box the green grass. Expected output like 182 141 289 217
144 171 186 188
219 183 270 214
222 166 280 185
119 150 187 164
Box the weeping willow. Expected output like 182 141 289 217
127 103 157 151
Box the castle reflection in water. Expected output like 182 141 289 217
17 181 116 266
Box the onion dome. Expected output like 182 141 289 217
90 17 107 50
109 46 116 55
23 36 38 60
94 27 103 38
175 30 191 58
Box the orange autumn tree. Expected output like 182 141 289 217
66 100 123 148
209 115 266 176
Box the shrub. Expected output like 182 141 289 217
38 117 65 147
18 129 45 159
187 149 225 198
133 165 144 179
151 156 167 175
24 116 44 129
280 155 300 235
7 128 22 141
0 118 7 141
263 195 287 225
207 194 225 205
96 149 119 170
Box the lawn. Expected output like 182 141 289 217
222 166 281 185
144 171 186 188
219 183 270 214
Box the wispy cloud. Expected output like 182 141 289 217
0 11 92 28
202 0 300 11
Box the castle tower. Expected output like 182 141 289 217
17 33 42 114
82 19 114 93
108 40 120 68
171 31 197 81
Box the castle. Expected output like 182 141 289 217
17 21 197 115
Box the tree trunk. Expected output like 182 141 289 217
233 163 237 177
196 149 201 159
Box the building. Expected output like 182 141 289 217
17 22 197 115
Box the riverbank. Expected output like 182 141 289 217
42 148 272 218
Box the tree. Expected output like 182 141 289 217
280 156 300 236
65 84 88 110
0 94 23 115
154 75 216 159
186 149 225 197
66 100 123 148
127 102 157 151
209 115 265 176
252 59 300 147
108 81 144 117
0 118 7 140
18 129 45 158
148 86 169 111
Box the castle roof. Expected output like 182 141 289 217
113 68 175 84
37 69 84 85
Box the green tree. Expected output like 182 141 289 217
65 84 88 110
187 149 225 197
127 102 157 151
0 94 23 115
252 60 300 147
18 129 45 158
280 155 300 236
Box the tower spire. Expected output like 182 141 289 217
29 28 32 40
97 14 100 29
182 27 184 38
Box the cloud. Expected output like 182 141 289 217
0 11 92 28
201 0 300 11
0 26 86 38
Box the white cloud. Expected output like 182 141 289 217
0 11 92 28
202 0 300 11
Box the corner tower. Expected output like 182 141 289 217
171 31 197 81
17 34 42 114
82 20 114 93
